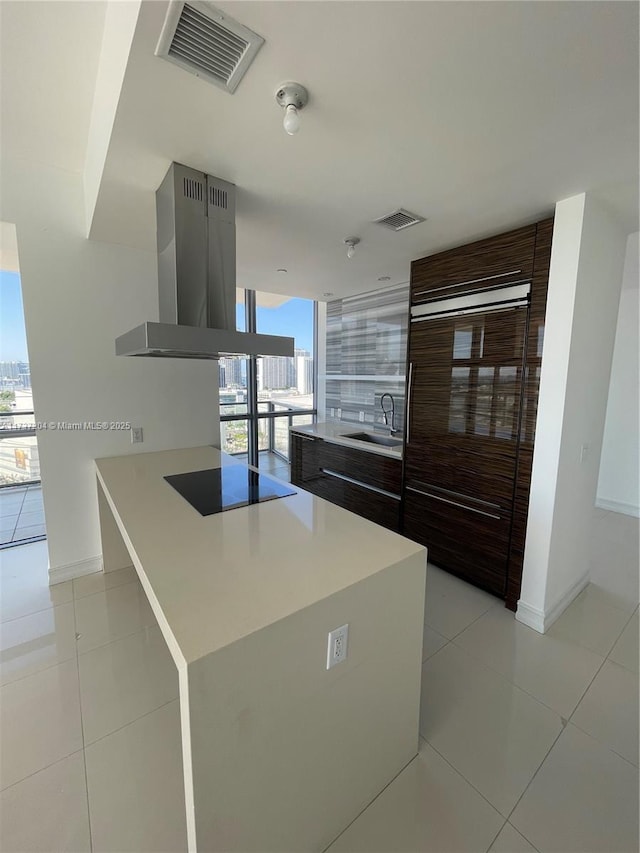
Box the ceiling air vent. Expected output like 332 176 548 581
156 1 264 94
373 208 426 232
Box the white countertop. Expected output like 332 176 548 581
96 446 423 667
290 421 403 460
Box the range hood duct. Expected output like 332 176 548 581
115 163 294 359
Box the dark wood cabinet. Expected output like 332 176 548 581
410 224 536 305
290 433 323 485
403 485 512 596
290 434 402 532
403 219 553 605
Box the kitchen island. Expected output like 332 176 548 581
95 446 426 852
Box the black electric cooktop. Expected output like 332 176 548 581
164 464 296 516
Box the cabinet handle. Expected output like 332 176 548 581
321 468 401 501
406 362 414 445
406 486 501 520
412 269 523 299
294 433 317 442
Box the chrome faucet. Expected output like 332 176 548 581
380 393 398 435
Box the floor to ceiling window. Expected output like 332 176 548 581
0 225 46 548
219 289 316 471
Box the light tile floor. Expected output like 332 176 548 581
0 523 638 852
0 485 46 548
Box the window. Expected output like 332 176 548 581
218 290 317 468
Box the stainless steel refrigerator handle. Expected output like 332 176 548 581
406 362 414 445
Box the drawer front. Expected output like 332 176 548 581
410 224 536 304
315 471 400 532
319 441 402 495
402 485 510 597
290 434 322 486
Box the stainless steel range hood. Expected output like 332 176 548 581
115 163 294 359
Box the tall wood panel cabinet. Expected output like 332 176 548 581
402 219 553 609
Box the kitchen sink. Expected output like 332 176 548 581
341 432 403 448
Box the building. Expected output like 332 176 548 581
296 354 313 396
258 356 295 391
219 357 244 388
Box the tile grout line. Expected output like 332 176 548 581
319 751 421 852
483 819 509 853
502 722 566 834
73 588 94 853
441 592 635 720
72 573 140 603
76 619 159 659
425 624 579 723
424 596 499 644
419 735 514 823
82 696 179 751
568 716 640 770
0 594 74 626
564 606 636 728
501 623 626 832
447 634 603 720
1 653 76 691
0 748 86 796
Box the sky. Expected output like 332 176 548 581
0 271 29 361
238 296 314 353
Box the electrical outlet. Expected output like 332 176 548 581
580 443 589 463
330 408 335 418
359 411 364 422
131 427 144 444
326 624 349 670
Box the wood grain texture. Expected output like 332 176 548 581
312 475 401 532
405 308 527 509
402 486 510 596
505 217 553 610
403 218 553 602
319 442 402 495
411 224 536 304
290 434 323 486
290 435 402 531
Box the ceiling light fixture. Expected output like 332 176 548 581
378 276 391 282
276 268 288 273
323 292 334 298
275 82 308 135
344 237 360 260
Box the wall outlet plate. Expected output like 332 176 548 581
326 623 349 669
131 427 144 444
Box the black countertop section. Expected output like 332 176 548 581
164 464 296 516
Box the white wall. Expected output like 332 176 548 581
518 192 628 632
1 160 220 581
596 231 639 516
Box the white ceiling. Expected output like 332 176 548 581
0 1 106 174
2 1 638 301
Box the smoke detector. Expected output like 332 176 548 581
156 2 264 94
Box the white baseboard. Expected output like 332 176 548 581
595 498 640 518
514 600 546 633
48 555 103 586
516 572 590 634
